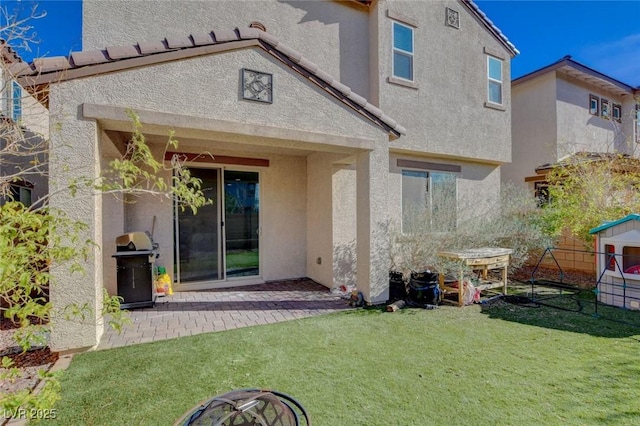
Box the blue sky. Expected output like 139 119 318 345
2 0 639 86
476 0 640 86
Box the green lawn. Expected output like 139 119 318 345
49 296 640 425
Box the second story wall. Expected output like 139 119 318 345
82 0 371 98
502 71 557 188
373 0 513 164
556 74 633 157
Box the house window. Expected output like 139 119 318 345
612 103 621 123
534 181 550 207
392 21 414 81
9 183 32 207
487 56 503 105
11 81 21 122
623 246 640 273
604 244 616 271
401 170 457 233
601 99 610 119
635 104 640 143
589 94 599 115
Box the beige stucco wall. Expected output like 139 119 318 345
502 72 557 189
333 164 357 288
82 0 370 98
506 70 638 190
556 75 633 157
47 103 104 352
373 0 512 164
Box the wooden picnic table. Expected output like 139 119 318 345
437 247 513 306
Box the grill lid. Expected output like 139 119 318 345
116 232 153 251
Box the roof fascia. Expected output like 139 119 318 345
459 0 519 57
590 214 640 234
513 57 635 93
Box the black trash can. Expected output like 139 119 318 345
408 271 441 306
388 271 407 303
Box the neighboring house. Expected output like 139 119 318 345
503 55 639 195
15 0 517 352
503 56 639 274
0 41 49 208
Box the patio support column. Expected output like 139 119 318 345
49 106 104 352
356 144 389 304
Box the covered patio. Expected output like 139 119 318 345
98 279 352 350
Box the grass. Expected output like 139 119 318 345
49 298 640 425
225 250 259 270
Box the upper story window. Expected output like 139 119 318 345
612 103 621 123
589 94 599 115
392 21 414 81
11 81 21 122
487 56 503 105
601 99 610 119
636 104 640 143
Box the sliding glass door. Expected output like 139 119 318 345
175 168 260 284
224 171 260 278
176 168 222 282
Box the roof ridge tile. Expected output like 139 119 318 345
237 27 261 40
33 57 71 73
106 45 141 60
212 29 239 43
191 32 215 46
165 36 194 49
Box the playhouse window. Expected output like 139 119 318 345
605 244 616 271
622 246 640 274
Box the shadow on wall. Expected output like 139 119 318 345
278 0 370 98
333 239 356 288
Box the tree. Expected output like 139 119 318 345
540 152 640 245
0 6 209 414
390 182 552 277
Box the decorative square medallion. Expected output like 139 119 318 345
242 68 273 103
445 7 460 29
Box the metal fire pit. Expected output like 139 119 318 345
174 389 311 426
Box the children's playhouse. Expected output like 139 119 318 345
590 214 640 310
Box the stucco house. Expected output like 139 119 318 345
502 56 639 273
503 55 639 194
14 0 517 352
0 42 49 207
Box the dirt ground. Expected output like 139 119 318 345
510 265 597 289
0 320 58 397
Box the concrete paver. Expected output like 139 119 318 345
98 278 351 350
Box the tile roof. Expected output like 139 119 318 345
461 0 519 57
14 27 405 138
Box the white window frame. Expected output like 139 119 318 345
612 103 621 123
487 55 503 105
392 21 414 82
589 94 599 116
11 81 21 122
636 104 640 143
601 99 610 120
